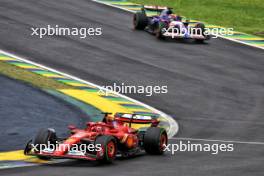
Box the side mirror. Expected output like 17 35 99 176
68 125 76 130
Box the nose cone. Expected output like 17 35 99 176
53 143 71 155
53 137 80 155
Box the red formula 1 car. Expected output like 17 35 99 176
24 113 168 163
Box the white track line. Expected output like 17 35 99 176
0 159 70 170
0 49 178 138
92 0 264 50
0 163 37 170
172 137 264 145
214 35 264 50
92 0 135 13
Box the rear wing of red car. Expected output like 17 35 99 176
114 113 160 127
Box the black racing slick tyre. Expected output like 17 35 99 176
194 22 206 43
133 12 148 30
95 135 117 163
33 128 57 160
144 127 168 155
155 22 166 40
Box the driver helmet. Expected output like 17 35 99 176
160 8 173 18
166 8 173 15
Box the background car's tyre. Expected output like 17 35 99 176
33 128 57 160
144 127 168 155
194 22 206 43
95 135 117 163
155 22 166 40
133 12 148 30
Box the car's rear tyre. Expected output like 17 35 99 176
144 127 168 155
194 23 206 43
33 128 57 160
133 12 148 30
95 135 117 163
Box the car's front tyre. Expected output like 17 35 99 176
155 22 166 40
33 128 57 160
95 135 117 163
193 22 206 43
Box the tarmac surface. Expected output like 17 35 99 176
0 0 263 175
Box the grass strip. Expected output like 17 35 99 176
0 61 74 90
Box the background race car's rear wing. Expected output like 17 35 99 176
143 5 167 11
143 5 168 12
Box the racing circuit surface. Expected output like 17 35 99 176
0 0 264 175
0 75 89 151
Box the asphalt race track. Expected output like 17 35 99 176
0 75 89 151
0 0 264 175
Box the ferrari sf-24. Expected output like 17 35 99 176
24 113 168 163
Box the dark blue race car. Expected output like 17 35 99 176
133 6 210 43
